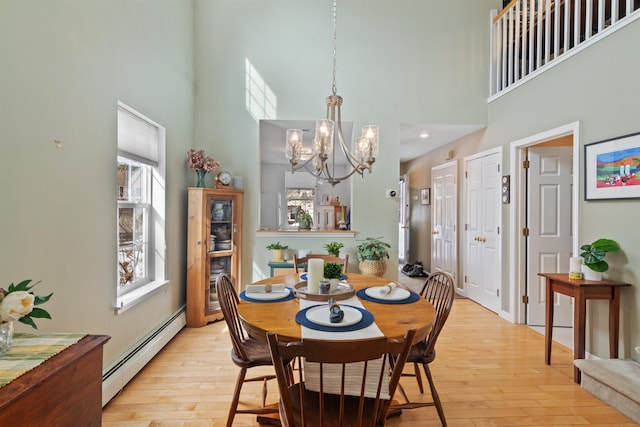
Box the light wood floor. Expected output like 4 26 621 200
102 298 636 426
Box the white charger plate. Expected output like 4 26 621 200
245 288 291 301
305 305 362 327
364 286 411 301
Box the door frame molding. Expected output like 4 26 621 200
399 174 409 264
508 121 581 324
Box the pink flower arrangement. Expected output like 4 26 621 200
187 149 221 173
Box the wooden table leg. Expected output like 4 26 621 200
545 278 554 365
609 287 622 358
573 289 587 384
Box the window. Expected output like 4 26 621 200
116 102 167 312
117 159 150 287
286 188 314 226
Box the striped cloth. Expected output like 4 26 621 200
299 296 389 399
0 332 87 388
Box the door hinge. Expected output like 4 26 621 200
465 223 468 230
522 295 529 304
497 164 501 173
497 226 500 234
464 275 467 283
465 171 468 178
522 227 529 236
496 289 500 297
523 160 530 169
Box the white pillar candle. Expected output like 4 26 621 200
569 257 582 273
307 259 324 294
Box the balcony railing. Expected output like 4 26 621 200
490 0 640 98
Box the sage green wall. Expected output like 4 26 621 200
194 0 500 282
0 0 194 366
404 18 640 361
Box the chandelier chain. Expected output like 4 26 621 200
331 0 337 96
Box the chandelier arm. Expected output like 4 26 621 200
331 102 364 170
290 155 324 175
335 121 364 169
323 162 366 186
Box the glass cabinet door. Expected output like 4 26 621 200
206 196 235 314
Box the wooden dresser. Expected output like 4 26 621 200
0 334 110 426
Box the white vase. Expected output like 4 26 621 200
582 265 602 281
0 321 14 354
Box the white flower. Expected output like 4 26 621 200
0 291 35 322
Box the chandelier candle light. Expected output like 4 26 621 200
285 0 379 187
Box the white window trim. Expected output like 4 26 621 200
116 101 168 313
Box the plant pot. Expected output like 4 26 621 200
582 265 602 281
358 259 387 277
271 249 285 263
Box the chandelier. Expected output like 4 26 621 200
285 0 379 187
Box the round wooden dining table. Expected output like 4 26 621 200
237 273 435 344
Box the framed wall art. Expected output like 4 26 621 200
420 188 431 205
584 131 640 201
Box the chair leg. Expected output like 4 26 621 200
413 362 424 393
262 377 268 407
227 368 247 427
423 364 446 427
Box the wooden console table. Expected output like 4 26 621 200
0 334 110 426
538 273 630 383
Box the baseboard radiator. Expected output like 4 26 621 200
101 308 187 406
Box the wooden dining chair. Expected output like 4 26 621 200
293 254 349 274
267 329 416 427
393 271 455 426
216 274 279 426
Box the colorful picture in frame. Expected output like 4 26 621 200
584 131 640 200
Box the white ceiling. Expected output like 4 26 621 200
260 120 484 165
398 122 485 162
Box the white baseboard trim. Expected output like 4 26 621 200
102 308 186 406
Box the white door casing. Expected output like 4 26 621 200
399 175 409 264
431 161 458 283
508 121 580 325
527 146 574 327
464 150 502 313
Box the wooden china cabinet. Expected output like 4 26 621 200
186 187 243 327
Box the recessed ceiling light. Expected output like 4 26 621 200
419 132 429 139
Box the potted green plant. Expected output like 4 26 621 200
324 241 344 256
297 208 313 230
323 262 343 290
356 237 390 277
580 238 620 281
266 242 288 263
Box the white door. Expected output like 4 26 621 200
431 161 457 283
527 146 574 326
465 152 501 313
399 175 409 264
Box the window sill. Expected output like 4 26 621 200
256 229 356 238
115 279 169 314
